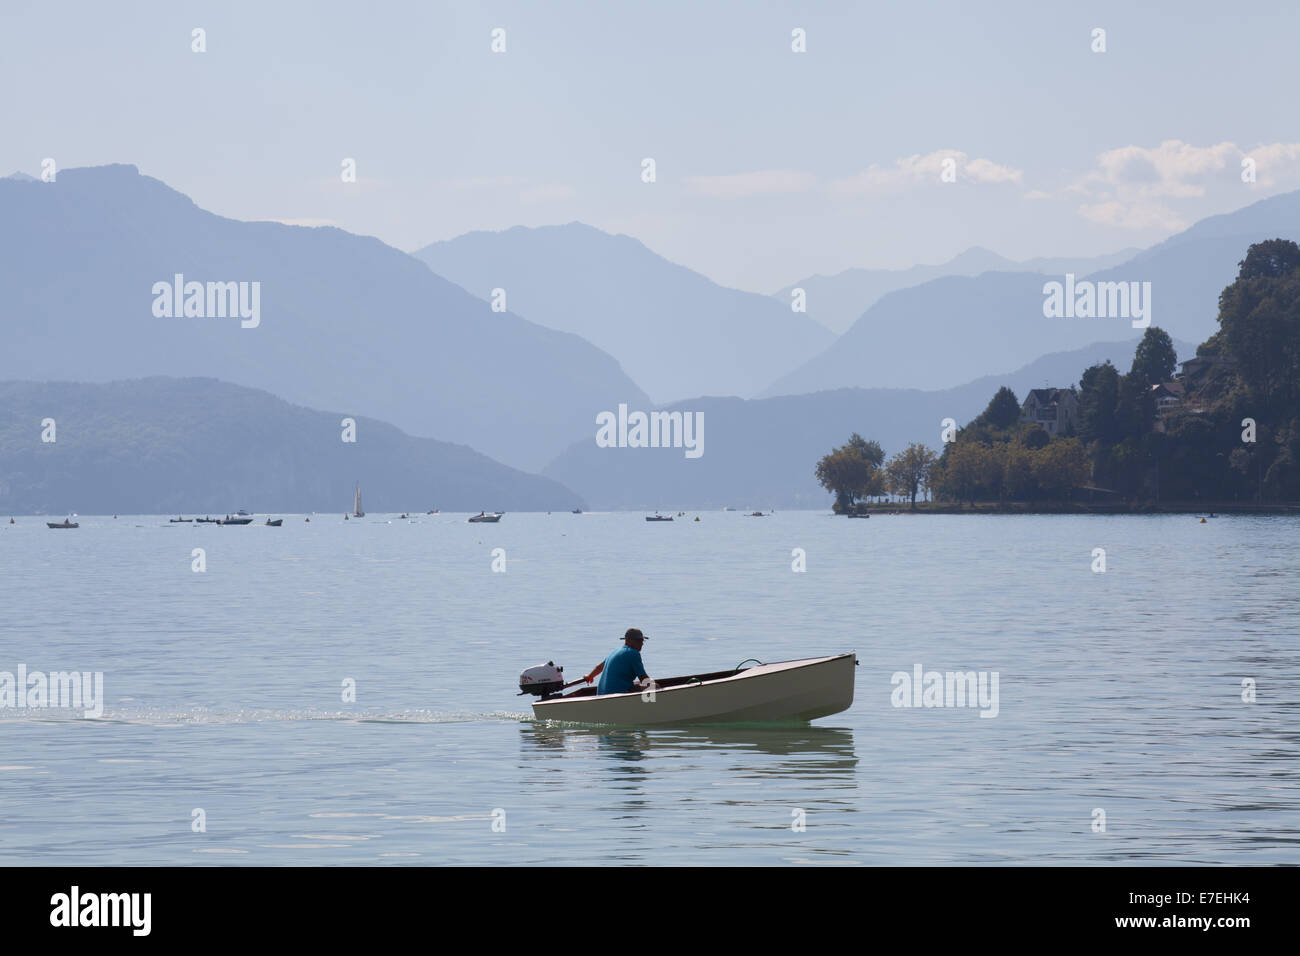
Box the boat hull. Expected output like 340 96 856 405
532 653 855 726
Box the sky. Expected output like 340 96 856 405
3 0 1299 293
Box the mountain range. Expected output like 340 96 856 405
0 165 646 473
772 246 1141 335
762 189 1300 398
543 337 1195 509
0 377 581 514
413 223 835 404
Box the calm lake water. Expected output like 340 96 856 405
1 511 1296 865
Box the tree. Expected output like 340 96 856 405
1002 443 1037 501
815 433 885 513
1018 423 1051 449
1033 438 1090 500
1077 361 1120 444
939 442 986 507
845 433 885 468
977 387 1021 430
1218 239 1300 409
1236 238 1300 280
885 443 939 508
1129 327 1178 387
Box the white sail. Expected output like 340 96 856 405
354 482 364 517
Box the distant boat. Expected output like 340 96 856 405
196 516 219 523
353 482 365 518
169 517 193 523
646 514 673 522
47 518 78 529
219 514 254 525
426 509 439 515
572 508 582 514
265 518 282 527
399 513 409 519
747 511 767 517
468 512 503 523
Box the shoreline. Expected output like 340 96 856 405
844 501 1300 515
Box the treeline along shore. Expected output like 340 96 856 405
816 239 1300 514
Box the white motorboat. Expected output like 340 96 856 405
468 512 503 523
526 653 856 725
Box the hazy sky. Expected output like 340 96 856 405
4 0 1299 292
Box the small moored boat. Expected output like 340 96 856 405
219 514 254 525
468 512 503 523
46 518 79 529
645 514 673 522
265 518 282 526
527 653 856 725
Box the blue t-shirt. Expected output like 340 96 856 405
598 646 647 695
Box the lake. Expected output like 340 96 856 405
1 511 1296 864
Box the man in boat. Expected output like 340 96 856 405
585 628 651 695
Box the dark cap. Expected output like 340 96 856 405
625 628 648 641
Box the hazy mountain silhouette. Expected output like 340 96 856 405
544 338 1193 509
763 189 1300 398
0 377 581 514
773 246 1141 335
412 222 835 404
1080 189 1300 344
0 165 648 472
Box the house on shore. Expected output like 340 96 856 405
1020 387 1079 437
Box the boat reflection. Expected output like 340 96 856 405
521 723 858 774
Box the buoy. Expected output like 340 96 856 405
305 517 310 522
694 516 700 521
1200 517 1206 523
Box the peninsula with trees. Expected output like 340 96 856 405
815 239 1300 513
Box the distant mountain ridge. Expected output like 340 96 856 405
772 246 1142 335
412 222 835 404
0 377 581 514
0 165 648 472
544 338 1194 509
762 188 1300 398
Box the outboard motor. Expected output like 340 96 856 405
518 661 566 697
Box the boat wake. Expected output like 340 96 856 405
0 708 534 727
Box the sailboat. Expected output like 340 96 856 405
353 482 365 518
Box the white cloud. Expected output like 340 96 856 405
1076 200 1186 232
1071 139 1300 229
1244 142 1300 185
829 150 1023 197
684 169 816 198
